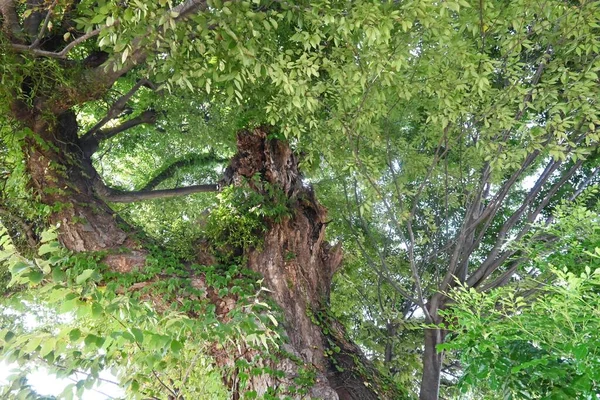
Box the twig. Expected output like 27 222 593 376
30 0 58 49
12 27 102 58
82 79 154 141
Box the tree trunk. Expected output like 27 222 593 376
18 107 147 271
218 128 389 399
16 106 394 399
419 327 445 400
419 298 446 400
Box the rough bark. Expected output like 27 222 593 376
15 111 393 398
4 2 395 397
221 129 388 399
20 108 133 254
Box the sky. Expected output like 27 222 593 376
0 361 124 399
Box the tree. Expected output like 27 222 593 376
307 1 600 398
1 1 600 399
0 0 406 398
440 196 600 398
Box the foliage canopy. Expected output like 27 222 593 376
0 0 600 399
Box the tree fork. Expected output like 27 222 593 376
18 114 396 398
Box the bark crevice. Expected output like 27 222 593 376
221 128 389 399
19 117 394 398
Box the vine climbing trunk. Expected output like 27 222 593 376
15 105 147 271
14 104 394 399
220 129 389 399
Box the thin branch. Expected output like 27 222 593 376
82 79 155 140
64 377 117 400
479 258 524 291
94 180 218 203
569 166 600 202
11 27 102 58
96 110 156 142
50 363 121 387
30 0 58 48
81 110 156 157
342 183 422 306
463 157 559 267
468 159 584 288
84 0 208 89
141 152 228 191
59 27 102 56
347 217 421 307
468 150 541 233
405 218 432 322
108 315 178 398
181 349 203 390
151 370 178 399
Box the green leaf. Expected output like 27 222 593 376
38 242 60 256
170 339 183 353
52 268 66 282
91 303 103 318
40 229 58 243
10 261 30 276
27 270 44 284
131 328 144 344
75 269 95 285
4 330 15 342
573 344 588 360
40 338 56 357
69 328 82 341
60 299 78 313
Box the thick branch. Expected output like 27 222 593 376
0 0 23 41
81 110 156 156
141 152 228 191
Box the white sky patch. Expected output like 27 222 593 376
1 305 122 399
0 361 124 400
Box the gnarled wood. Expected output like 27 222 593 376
222 128 388 399
17 106 394 398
